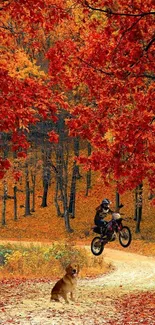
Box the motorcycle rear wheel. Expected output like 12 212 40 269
91 236 104 256
119 226 132 248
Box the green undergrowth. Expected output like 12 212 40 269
0 242 111 279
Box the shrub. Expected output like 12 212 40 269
49 242 88 268
0 242 110 279
0 245 13 265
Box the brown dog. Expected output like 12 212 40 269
50 263 79 303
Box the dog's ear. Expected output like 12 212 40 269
65 264 71 273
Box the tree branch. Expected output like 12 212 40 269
112 16 143 59
137 73 155 80
84 1 155 17
145 37 155 51
78 57 113 76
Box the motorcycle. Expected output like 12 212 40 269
91 212 132 256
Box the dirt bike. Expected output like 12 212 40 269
91 212 132 256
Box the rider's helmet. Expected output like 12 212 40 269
101 198 111 213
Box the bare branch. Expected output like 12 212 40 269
78 57 113 76
141 74 155 80
84 1 155 17
145 37 155 51
112 16 143 59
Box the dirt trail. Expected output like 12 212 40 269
0 247 155 325
81 248 155 292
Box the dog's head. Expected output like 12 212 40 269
65 263 79 277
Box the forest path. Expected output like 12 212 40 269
81 247 155 292
0 246 155 325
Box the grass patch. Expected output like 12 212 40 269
0 242 110 279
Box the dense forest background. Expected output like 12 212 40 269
0 123 155 257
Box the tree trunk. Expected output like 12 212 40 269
134 188 138 221
69 137 82 217
116 191 120 210
41 179 49 207
86 142 92 196
1 136 9 225
25 162 31 216
54 140 64 216
55 113 73 232
41 146 51 208
135 204 142 233
31 149 38 212
74 137 82 179
135 183 143 233
64 208 73 233
31 175 36 212
63 166 73 232
63 138 73 232
69 161 77 218
2 181 7 225
54 180 62 217
13 186 18 221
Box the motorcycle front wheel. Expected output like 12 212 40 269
91 236 104 256
119 226 132 248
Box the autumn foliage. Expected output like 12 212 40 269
0 241 110 279
0 4 155 322
64 0 155 193
0 0 154 194
0 0 155 268
0 0 67 177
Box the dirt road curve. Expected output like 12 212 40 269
81 248 155 292
1 248 155 325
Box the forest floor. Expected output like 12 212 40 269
0 178 155 323
1 247 155 325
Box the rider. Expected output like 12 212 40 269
94 198 123 233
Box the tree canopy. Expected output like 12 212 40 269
0 0 155 194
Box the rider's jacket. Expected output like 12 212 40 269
94 205 112 226
94 203 123 226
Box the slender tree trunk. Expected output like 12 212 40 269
63 139 73 232
116 191 120 210
134 189 138 221
69 161 77 218
54 180 62 216
69 137 81 217
1 137 9 225
74 137 82 179
25 162 31 216
64 208 73 233
2 181 7 225
41 146 51 207
63 155 73 233
135 183 143 233
41 179 49 207
13 185 18 221
136 205 142 233
86 142 92 196
31 174 36 212
55 114 73 232
54 136 64 216
31 149 38 212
